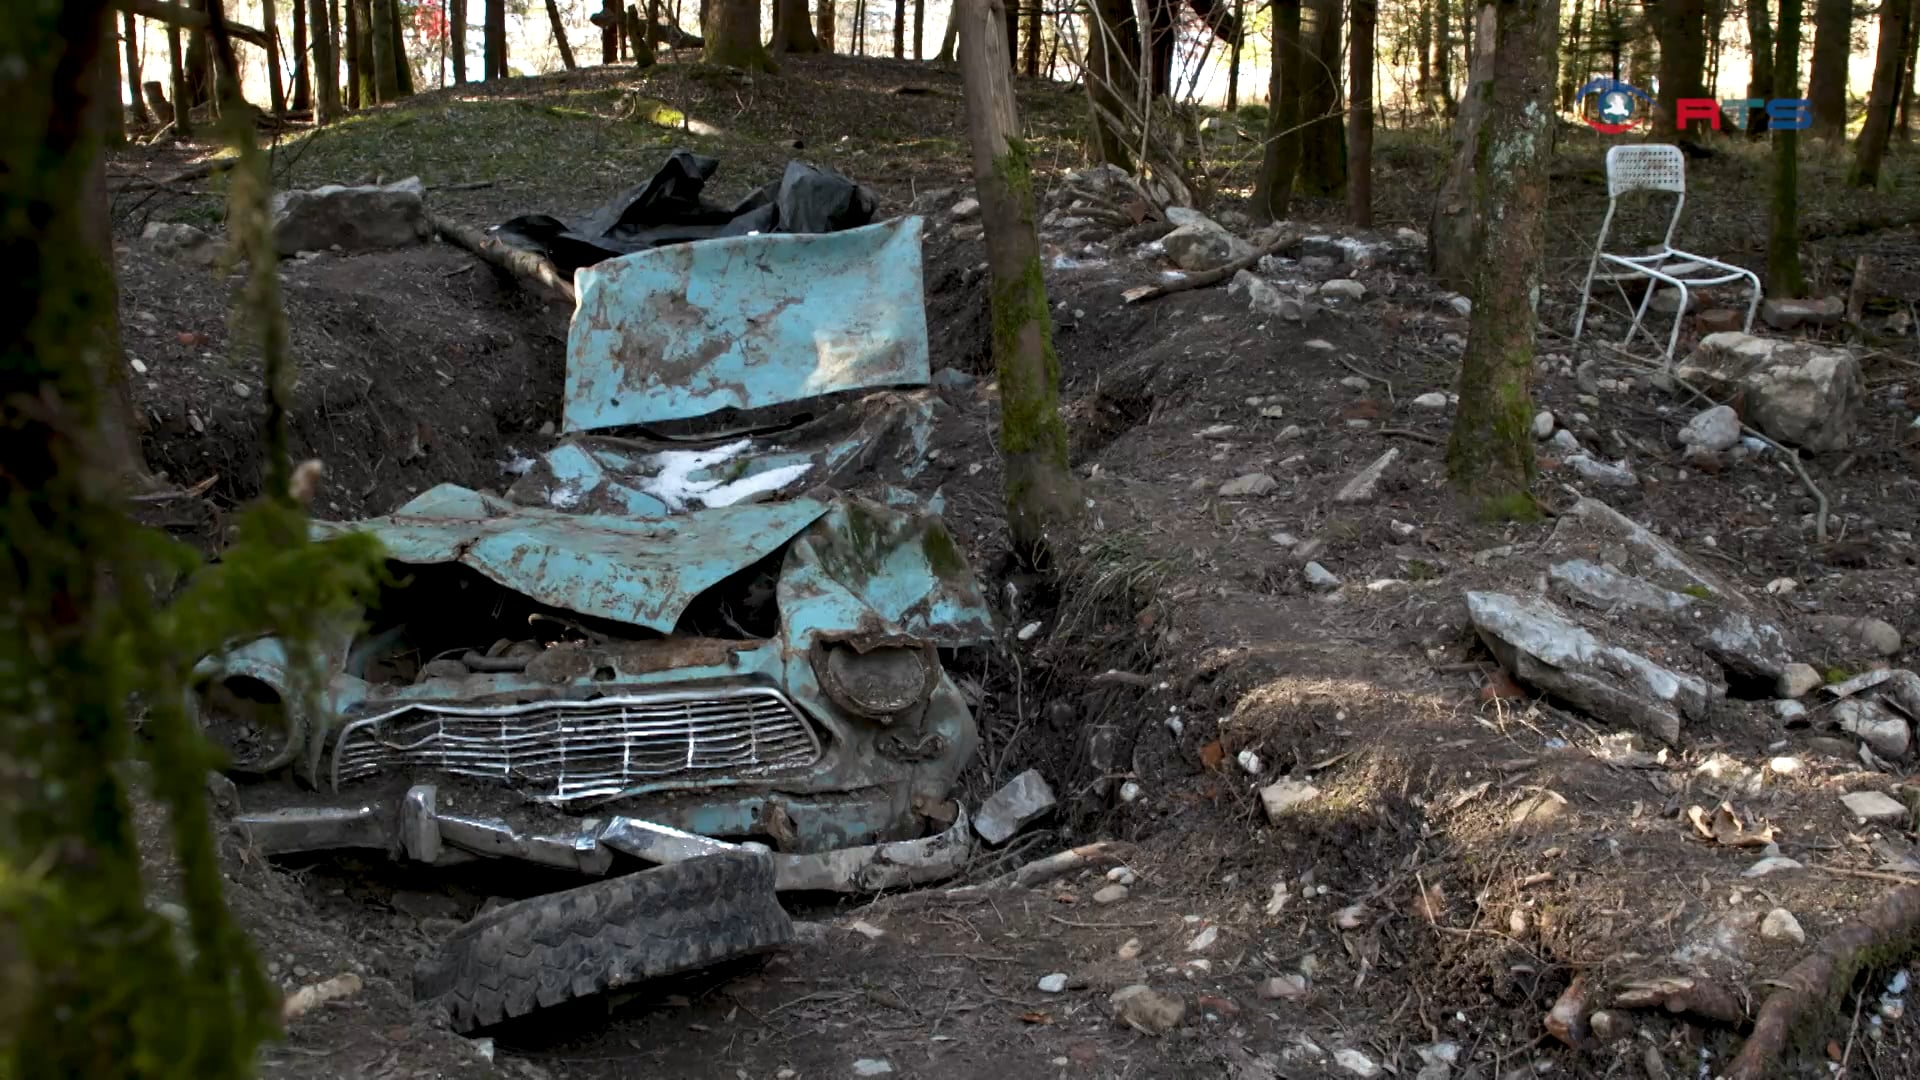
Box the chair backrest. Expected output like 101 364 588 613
1605 144 1687 198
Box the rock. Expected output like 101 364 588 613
1334 448 1399 503
1567 454 1639 487
974 769 1057 845
1093 884 1130 905
1117 937 1143 960
1531 410 1556 439
1547 429 1586 456
1110 985 1184 1035
1760 908 1806 944
1339 375 1371 391
1164 207 1225 231
932 367 977 391
1545 975 1590 1048
1465 591 1716 743
1333 1048 1381 1077
1679 405 1743 452
1760 295 1843 330
1778 663 1823 698
271 176 430 256
1449 295 1473 317
1775 699 1810 721
1695 308 1745 334
1588 1009 1633 1044
1107 866 1136 885
1302 562 1342 590
140 221 220 266
851 1059 895 1077
1675 332 1863 452
1806 615 1902 657
1546 559 1693 614
1699 611 1799 687
1319 278 1367 300
1219 472 1279 497
1833 698 1911 759
1743 856 1804 877
1232 270 1305 320
1260 973 1308 1001
1841 790 1909 822
1549 497 1742 605
1411 392 1449 409
1038 973 1069 993
1162 224 1249 271
1186 925 1218 952
1259 780 1321 822
949 197 981 219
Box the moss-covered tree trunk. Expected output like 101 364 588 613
1769 0 1806 295
1849 0 1911 185
703 0 773 69
1296 0 1346 197
1348 0 1374 226
1806 0 1850 138
309 0 341 121
958 0 1078 555
371 0 402 98
1445 0 1558 519
1650 0 1706 136
1428 1 1494 290
1252 0 1302 219
1746 0 1773 134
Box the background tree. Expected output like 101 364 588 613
124 12 153 125
344 0 362 105
1428 1 1494 290
293 0 311 110
774 0 822 51
1806 0 1851 137
542 0 578 68
1900 0 1917 136
310 0 342 122
452 0 468 82
704 0 774 67
1650 0 1707 135
1297 0 1347 196
1350 0 1376 226
1769 0 1806 294
1850 0 1912 184
264 0 287 112
485 0 507 78
1252 0 1303 219
957 0 1078 554
1446 0 1558 519
168 19 192 132
373 0 405 97
1746 0 1773 133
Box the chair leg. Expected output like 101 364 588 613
1573 256 1602 342
1664 285 1690 371
1622 277 1657 349
1742 273 1761 334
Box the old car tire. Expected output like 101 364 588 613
413 853 793 1032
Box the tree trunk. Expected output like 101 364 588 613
307 0 341 120
1083 0 1140 167
262 0 287 111
542 0 577 67
1253 0 1303 218
1429 2 1495 290
388 0 413 94
1226 0 1243 107
1417 0 1433 102
956 0 1079 555
1650 0 1707 136
895 0 906 55
775 0 821 50
168 17 192 130
603 0 621 59
1447 0 1558 518
186 29 210 107
121 12 151 125
704 0 773 67
372 0 402 97
1435 0 1455 111
343 0 361 103
1806 0 1850 137
486 0 506 78
1005 0 1019 72
1900 0 1919 136
1850 0 1911 184
821 0 839 48
915 0 925 56
937 5 957 59
1023 0 1041 73
1349 0 1374 225
1746 0 1773 133
293 0 312 109
1297 0 1346 198
1769 0 1805 294
452 0 467 81
1557 0 1581 108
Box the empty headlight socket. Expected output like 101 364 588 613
809 638 939 723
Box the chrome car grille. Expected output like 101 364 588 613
331 688 822 803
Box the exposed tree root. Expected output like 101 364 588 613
1724 884 1920 1080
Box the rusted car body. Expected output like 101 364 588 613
200 216 994 892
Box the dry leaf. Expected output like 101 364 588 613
1020 1011 1053 1025
1481 668 1528 702
1688 802 1778 848
1198 740 1226 771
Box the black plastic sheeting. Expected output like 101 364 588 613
490 150 879 277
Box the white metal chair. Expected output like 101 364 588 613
1572 144 1762 369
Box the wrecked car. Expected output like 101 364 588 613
193 192 993 1030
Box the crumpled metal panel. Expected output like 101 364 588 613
312 483 831 633
779 496 997 647
564 217 931 431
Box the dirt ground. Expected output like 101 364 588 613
109 51 1920 1080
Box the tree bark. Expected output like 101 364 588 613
1557 0 1581 108
602 0 621 60
168 17 192 131
1900 0 1919 136
1435 0 1455 111
704 0 773 67
1349 0 1374 226
1005 0 1019 72
957 0 1079 555
1769 0 1805 294
1850 0 1912 184
1650 0 1707 136
371 0 401 97
307 0 341 120
1417 0 1433 102
542 0 577 67
186 28 210 108
1023 0 1041 73
123 12 152 125
1226 0 1243 107
293 0 311 109
936 5 957 59
821 0 839 49
1447 0 1558 518
1252 0 1302 219
388 0 413 94
451 0 467 82
774 0 821 50
262 0 286 111
895 0 906 55
1746 0 1773 133
485 0 507 78
1429 2 1495 291
343 0 361 104
1806 0 1850 137
1297 0 1346 198
914 0 925 56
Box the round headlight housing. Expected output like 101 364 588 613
816 642 937 720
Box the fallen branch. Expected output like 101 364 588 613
112 157 237 191
430 214 576 304
952 840 1121 893
1123 230 1300 304
114 0 271 48
1724 884 1920 1080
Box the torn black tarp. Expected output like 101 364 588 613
490 149 879 277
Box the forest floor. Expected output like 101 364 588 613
109 51 1920 1080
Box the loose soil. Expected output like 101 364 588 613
109 51 1920 1080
